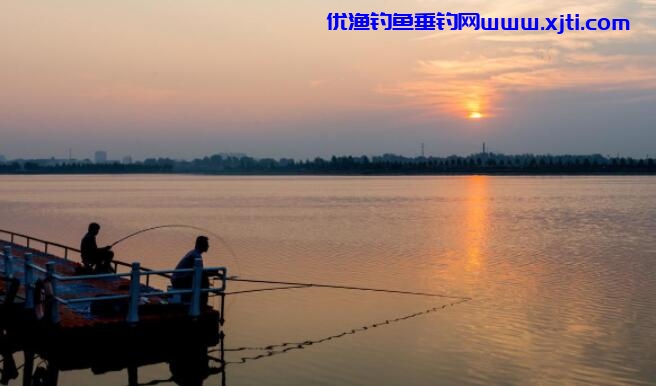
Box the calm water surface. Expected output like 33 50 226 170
0 175 655 385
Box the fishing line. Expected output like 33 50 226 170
225 284 311 296
215 278 471 365
216 298 471 365
226 277 471 300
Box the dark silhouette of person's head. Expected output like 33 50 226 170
88 222 101 236
195 236 209 254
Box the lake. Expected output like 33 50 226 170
0 175 654 385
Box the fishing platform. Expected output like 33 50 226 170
0 229 227 386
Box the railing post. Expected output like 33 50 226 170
3 246 12 278
127 262 140 323
46 262 60 324
220 292 225 326
189 258 202 317
24 253 34 309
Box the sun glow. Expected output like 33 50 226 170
465 95 487 120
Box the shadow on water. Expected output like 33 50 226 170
0 320 227 386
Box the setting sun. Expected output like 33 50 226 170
469 112 483 119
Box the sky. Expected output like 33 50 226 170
1 0 655 160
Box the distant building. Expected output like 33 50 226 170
122 156 133 164
0 154 6 163
95 151 108 164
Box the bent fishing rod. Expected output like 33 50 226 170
111 224 470 300
110 224 212 247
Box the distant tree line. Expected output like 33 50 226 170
1 153 655 175
0 161 172 174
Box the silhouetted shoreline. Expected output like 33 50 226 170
1 152 655 175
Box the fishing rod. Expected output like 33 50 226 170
111 225 470 300
111 224 213 247
110 224 240 270
226 277 471 300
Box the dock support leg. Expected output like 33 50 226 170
46 362 59 386
22 350 34 386
128 366 138 386
220 334 226 386
220 332 225 368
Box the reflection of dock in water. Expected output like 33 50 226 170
0 229 227 386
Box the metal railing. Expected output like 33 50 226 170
2 240 227 325
0 229 178 287
0 228 80 260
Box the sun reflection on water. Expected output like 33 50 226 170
464 176 489 274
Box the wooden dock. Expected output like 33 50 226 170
0 229 227 385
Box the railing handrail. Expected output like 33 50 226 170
2 231 228 324
25 261 225 284
0 228 81 253
26 259 227 323
24 262 224 282
56 286 225 305
0 228 80 260
0 229 173 280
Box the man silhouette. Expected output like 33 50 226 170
171 236 213 304
80 222 115 273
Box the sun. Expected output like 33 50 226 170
468 112 483 119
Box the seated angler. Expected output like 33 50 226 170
80 222 115 273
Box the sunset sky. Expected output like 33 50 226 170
1 0 655 160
